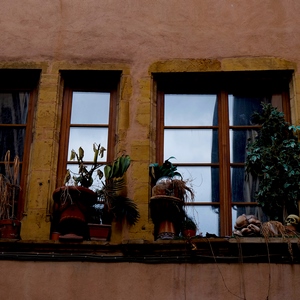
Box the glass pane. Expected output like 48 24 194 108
71 92 110 124
230 129 258 163
177 166 219 203
68 128 108 161
164 129 217 163
232 205 269 232
0 164 22 185
0 92 30 124
185 205 220 236
231 167 258 203
0 128 26 160
228 95 271 126
165 94 217 126
67 163 105 189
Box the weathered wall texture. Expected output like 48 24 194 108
1 0 300 65
1 1 300 299
0 261 299 300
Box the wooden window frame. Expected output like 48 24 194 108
56 71 120 187
0 69 40 219
154 71 292 236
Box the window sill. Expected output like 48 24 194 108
0 237 298 263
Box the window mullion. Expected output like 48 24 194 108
56 87 73 187
157 91 165 164
218 91 232 236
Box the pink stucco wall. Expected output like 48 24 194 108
1 1 300 299
1 0 300 68
0 261 300 300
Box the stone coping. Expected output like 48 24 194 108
0 237 298 263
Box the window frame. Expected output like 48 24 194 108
0 69 40 219
56 71 121 188
154 71 292 236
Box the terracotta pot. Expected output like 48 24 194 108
157 220 176 240
53 186 97 211
51 232 61 240
52 186 98 239
88 223 111 241
149 195 184 240
0 219 21 239
183 229 196 238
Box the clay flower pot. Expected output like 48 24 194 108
0 219 21 239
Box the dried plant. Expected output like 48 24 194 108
172 179 194 202
0 150 20 220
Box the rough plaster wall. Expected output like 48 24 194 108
1 0 300 67
0 261 299 300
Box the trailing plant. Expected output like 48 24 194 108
0 150 20 220
68 144 139 226
245 103 300 221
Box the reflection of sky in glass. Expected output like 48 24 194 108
185 205 219 236
67 164 106 191
164 129 214 163
177 166 216 202
68 128 108 161
164 94 220 235
71 92 110 124
165 94 217 126
68 92 110 162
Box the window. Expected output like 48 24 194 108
154 71 292 236
0 69 40 219
56 71 121 187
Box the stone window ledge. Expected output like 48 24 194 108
0 237 298 263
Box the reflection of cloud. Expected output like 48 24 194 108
68 92 110 161
185 205 219 236
68 128 108 161
165 94 217 126
177 166 212 201
164 94 219 235
165 129 213 162
72 92 110 124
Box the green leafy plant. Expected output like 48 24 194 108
149 156 194 201
182 214 197 231
68 144 139 225
149 157 194 202
245 103 300 221
69 143 106 188
149 156 182 184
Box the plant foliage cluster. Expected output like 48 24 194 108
245 103 300 220
68 143 139 225
149 156 182 184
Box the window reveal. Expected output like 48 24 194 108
0 70 40 220
155 71 291 236
56 71 120 188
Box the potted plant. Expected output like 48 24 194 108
52 143 105 240
245 102 300 222
181 214 197 238
52 143 139 241
149 157 194 240
0 150 21 239
87 153 140 240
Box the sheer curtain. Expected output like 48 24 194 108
0 92 29 162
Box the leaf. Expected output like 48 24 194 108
104 165 112 180
78 147 84 160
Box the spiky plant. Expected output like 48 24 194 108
68 146 139 226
